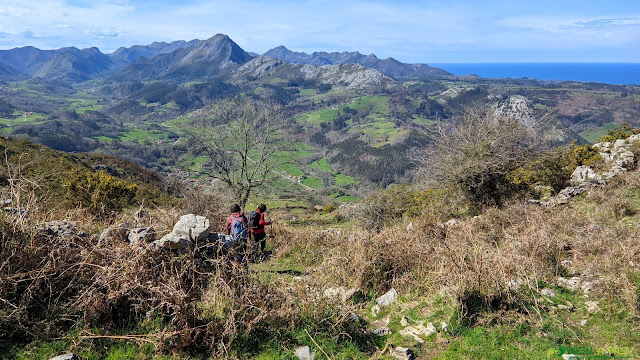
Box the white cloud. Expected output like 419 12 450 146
88 29 121 37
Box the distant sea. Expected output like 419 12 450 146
430 63 640 85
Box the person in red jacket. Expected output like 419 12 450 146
250 204 273 259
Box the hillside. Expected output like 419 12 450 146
0 136 174 215
0 60 25 82
2 126 640 359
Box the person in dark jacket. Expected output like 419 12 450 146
250 204 273 258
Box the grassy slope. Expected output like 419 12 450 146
6 153 640 359
579 123 618 144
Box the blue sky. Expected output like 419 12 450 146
0 0 638 63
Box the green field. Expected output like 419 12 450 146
269 77 288 84
329 193 359 202
296 108 338 127
310 158 332 172
309 158 358 186
182 155 209 172
62 98 102 114
579 123 617 143
294 94 401 146
0 112 49 131
334 174 357 186
354 119 408 147
299 89 317 96
413 115 436 126
95 136 115 142
302 177 323 189
162 116 190 129
278 163 304 176
344 95 390 115
246 198 307 210
119 128 170 143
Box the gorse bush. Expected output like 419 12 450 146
64 169 138 217
570 143 602 167
600 124 640 143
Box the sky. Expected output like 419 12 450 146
0 0 638 63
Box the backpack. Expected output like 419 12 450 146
248 210 260 229
231 216 248 242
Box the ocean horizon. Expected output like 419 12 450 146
430 63 640 85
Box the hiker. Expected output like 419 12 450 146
249 204 273 259
225 204 248 264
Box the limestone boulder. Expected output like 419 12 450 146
173 214 210 242
153 232 193 251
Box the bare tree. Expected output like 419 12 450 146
183 97 284 208
419 106 552 211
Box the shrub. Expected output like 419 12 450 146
570 143 602 167
419 107 551 212
64 169 138 217
600 124 640 143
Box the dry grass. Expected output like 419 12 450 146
0 180 353 358
282 168 640 327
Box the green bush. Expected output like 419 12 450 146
570 144 602 167
601 124 640 143
64 169 138 216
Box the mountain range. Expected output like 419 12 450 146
263 45 450 79
0 34 449 85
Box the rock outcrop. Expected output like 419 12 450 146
542 133 639 206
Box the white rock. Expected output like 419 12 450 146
49 354 80 360
153 233 192 251
561 260 573 267
562 354 579 360
508 279 523 291
445 218 460 227
440 321 448 332
98 223 129 245
613 139 628 150
323 287 361 303
399 326 425 343
372 327 392 336
585 301 599 313
400 316 409 327
371 305 381 317
628 134 640 143
173 214 210 242
541 288 557 297
580 319 588 326
423 322 438 337
294 345 315 360
376 288 398 306
570 166 600 185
